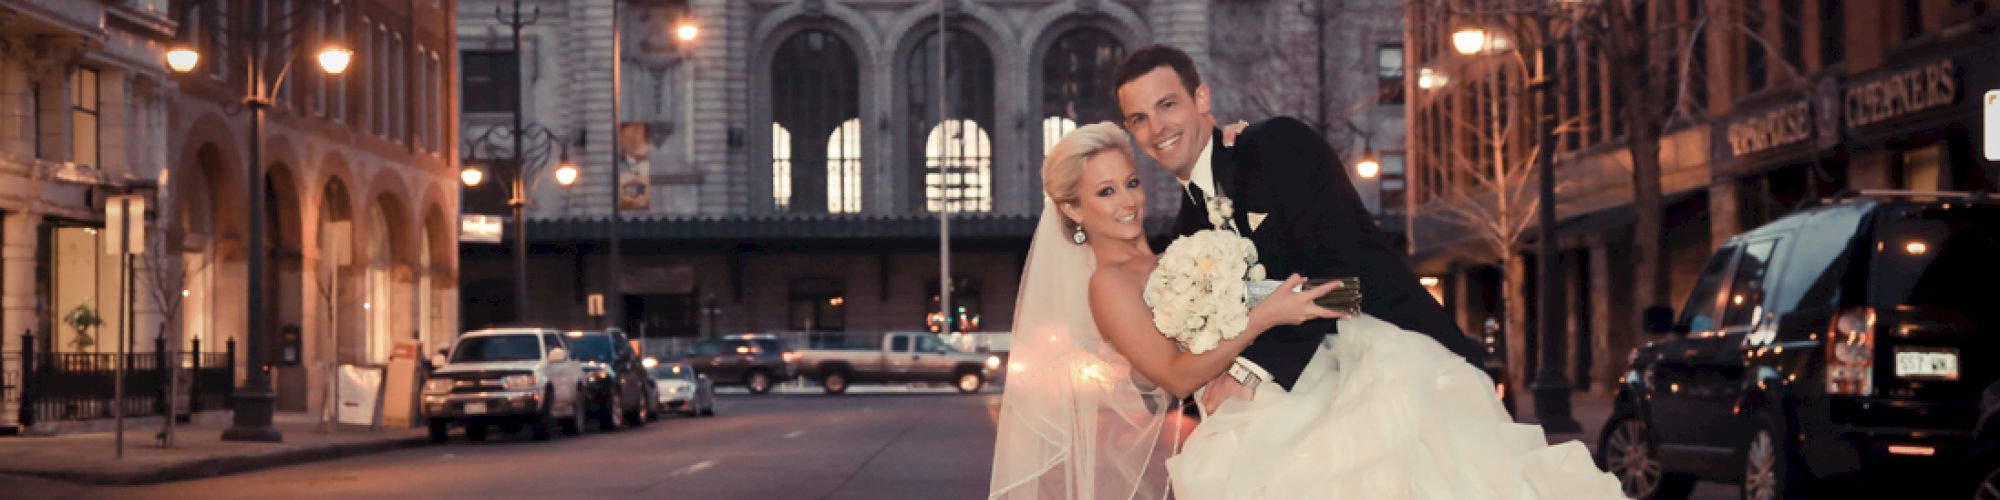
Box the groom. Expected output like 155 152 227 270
1112 45 1485 395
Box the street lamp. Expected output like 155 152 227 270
461 131 575 325
677 21 698 42
1355 147 1381 180
167 0 351 443
1444 3 1582 434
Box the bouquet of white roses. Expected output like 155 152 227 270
1143 228 1267 355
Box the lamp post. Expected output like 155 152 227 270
462 0 582 324
168 0 353 443
460 131 577 325
1448 4 1580 433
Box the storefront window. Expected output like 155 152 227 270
1897 143 1946 192
47 226 126 353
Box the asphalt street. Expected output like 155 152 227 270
1 388 1735 499
1 392 1001 499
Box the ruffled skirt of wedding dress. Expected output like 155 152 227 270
1166 314 1626 500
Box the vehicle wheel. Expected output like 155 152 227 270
559 389 585 436
823 371 850 395
1970 447 2000 500
465 424 489 442
597 390 624 431
1598 415 1695 499
529 387 555 441
624 389 648 427
746 370 773 394
428 419 450 443
956 371 985 394
1742 418 1810 500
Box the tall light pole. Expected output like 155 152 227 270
169 0 353 443
1450 3 1580 433
460 0 578 324
936 0 952 335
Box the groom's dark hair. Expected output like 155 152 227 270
1112 44 1202 97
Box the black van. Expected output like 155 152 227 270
1597 191 1999 499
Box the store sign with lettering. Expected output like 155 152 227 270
1845 60 1958 130
1728 101 1813 157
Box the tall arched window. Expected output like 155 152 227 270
772 123 794 210
924 119 992 212
826 118 863 213
772 30 860 213
1041 116 1077 154
908 29 995 212
1041 28 1125 151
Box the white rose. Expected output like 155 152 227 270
1187 333 1220 355
1248 264 1267 281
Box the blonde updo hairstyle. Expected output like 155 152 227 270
1042 122 1136 232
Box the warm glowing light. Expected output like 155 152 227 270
828 297 845 306
676 22 699 42
1417 67 1448 89
1452 28 1488 55
1355 152 1381 179
362 302 372 310
554 163 580 187
318 47 354 75
735 346 752 354
642 357 659 368
1887 445 1936 456
1904 241 1929 255
1419 277 1441 287
460 166 486 187
166 45 200 73
181 289 191 297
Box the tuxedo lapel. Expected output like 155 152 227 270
1210 128 1253 234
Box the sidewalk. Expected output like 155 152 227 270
0 413 427 485
1520 390 1615 451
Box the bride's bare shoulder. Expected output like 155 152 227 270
1085 265 1147 302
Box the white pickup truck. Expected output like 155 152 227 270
794 331 1001 395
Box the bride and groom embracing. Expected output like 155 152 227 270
988 45 1625 499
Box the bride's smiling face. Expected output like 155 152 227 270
1059 148 1147 244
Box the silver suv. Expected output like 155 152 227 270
424 328 587 442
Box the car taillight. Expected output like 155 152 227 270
1826 306 1876 396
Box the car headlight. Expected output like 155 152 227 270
501 374 537 391
425 379 455 393
986 355 1002 371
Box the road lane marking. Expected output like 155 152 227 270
785 430 806 439
671 459 718 477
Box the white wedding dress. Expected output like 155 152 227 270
1167 313 1626 500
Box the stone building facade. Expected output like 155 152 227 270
459 0 1409 345
2 0 463 431
1405 0 2000 394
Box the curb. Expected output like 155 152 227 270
1 435 432 486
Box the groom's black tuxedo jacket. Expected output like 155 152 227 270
1170 117 1486 391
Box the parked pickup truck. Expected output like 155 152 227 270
795 331 1002 395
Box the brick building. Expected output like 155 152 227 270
1404 0 2000 394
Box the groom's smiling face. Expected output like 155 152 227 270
1116 66 1215 181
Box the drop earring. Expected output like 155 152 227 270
1072 225 1088 245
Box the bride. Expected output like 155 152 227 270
989 123 1625 499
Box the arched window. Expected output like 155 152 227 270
826 118 863 213
1041 28 1125 152
908 29 995 212
772 30 860 213
772 123 793 211
924 119 992 212
1041 116 1078 154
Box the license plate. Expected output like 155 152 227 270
464 402 487 414
1895 349 1959 381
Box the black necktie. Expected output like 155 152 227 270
1183 182 1210 229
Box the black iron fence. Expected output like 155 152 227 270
14 334 234 427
